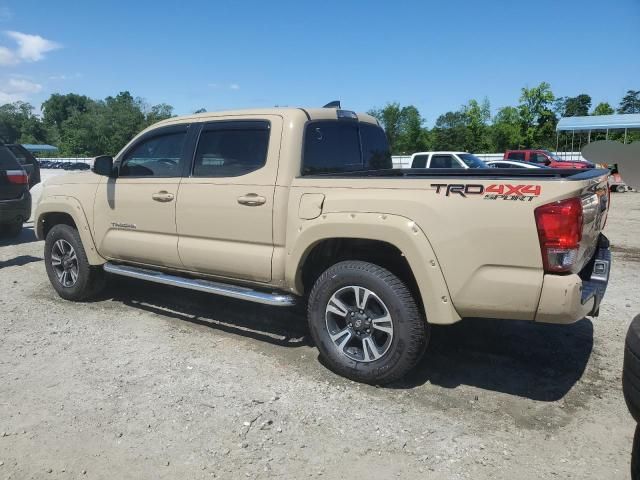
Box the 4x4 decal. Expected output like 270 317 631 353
431 183 542 201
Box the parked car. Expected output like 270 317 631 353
63 162 91 171
486 160 550 169
410 151 488 169
0 143 31 237
6 144 40 189
504 149 595 169
35 106 611 385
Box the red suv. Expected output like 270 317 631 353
504 150 594 169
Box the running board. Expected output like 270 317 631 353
103 263 296 307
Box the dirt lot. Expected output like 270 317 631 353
1 176 639 479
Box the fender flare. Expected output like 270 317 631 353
285 212 461 325
35 195 106 265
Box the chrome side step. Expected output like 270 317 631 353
103 263 296 307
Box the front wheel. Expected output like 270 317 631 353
44 224 106 301
307 260 429 385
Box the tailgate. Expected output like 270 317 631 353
575 173 610 273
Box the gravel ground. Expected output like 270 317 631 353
0 174 638 479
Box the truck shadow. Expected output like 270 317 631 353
105 278 592 401
108 278 310 348
395 317 594 401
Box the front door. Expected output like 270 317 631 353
93 124 192 268
176 117 281 283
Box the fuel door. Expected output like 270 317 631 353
298 193 325 220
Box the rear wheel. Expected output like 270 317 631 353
307 260 428 385
44 224 106 301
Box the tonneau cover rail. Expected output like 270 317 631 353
303 168 610 180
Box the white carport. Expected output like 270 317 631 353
556 113 640 151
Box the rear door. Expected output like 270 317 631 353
176 116 282 283
0 146 26 200
7 145 40 188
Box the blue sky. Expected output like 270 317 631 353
1 0 639 123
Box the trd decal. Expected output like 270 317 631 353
431 183 542 201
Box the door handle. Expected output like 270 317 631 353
151 191 175 202
237 193 266 206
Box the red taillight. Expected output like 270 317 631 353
5 169 28 185
534 197 583 273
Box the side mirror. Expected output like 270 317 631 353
92 155 115 177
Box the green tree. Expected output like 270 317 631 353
518 82 557 148
491 106 522 152
395 105 428 154
368 103 429 154
592 102 615 115
432 110 468 151
0 102 48 144
368 103 404 153
41 93 93 131
145 103 174 126
618 90 640 114
194 108 207 114
563 94 591 117
463 98 491 152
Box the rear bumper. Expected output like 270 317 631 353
0 191 31 224
535 234 611 324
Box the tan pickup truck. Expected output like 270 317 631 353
35 106 612 384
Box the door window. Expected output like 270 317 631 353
120 131 187 177
429 155 458 168
192 121 270 177
507 152 525 161
531 153 549 164
412 154 429 168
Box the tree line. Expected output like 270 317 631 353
368 84 640 155
0 84 638 157
0 92 176 156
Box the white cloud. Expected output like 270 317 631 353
0 77 42 103
0 31 61 65
229 83 240 90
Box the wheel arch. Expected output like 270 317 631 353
36 197 106 265
286 212 461 325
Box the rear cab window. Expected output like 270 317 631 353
507 151 526 161
302 121 391 175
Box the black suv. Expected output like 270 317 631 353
0 143 36 237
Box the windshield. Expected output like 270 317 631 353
543 150 563 161
458 153 489 169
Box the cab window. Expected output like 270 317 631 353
120 131 187 177
302 121 391 175
192 121 270 177
429 155 459 168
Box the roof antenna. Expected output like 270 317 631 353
323 100 341 109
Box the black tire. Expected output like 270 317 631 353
44 224 106 301
633 424 640 480
624 315 640 423
307 260 428 385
